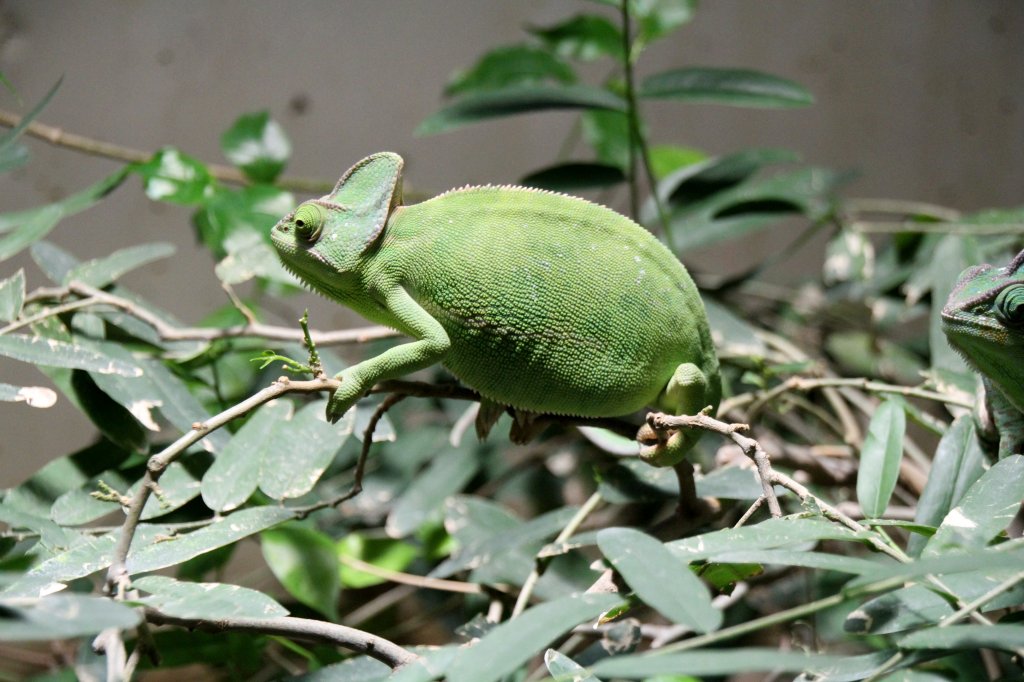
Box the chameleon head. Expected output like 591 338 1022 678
941 249 1024 413
271 152 405 302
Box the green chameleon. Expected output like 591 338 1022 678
271 152 720 466
941 248 1024 458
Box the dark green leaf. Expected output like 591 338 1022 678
136 461 202 520
711 548 883 575
261 523 340 621
857 399 906 518
69 369 148 452
0 268 25 321
520 162 625 191
446 44 576 96
632 0 697 48
201 400 289 512
0 504 73 550
667 516 869 563
417 84 626 135
221 111 291 183
0 594 140 641
654 147 800 208
49 470 133 526
640 67 814 108
65 242 175 288
0 77 61 171
598 527 720 632
133 575 288 619
295 656 391 682
592 647 841 678
137 147 214 204
900 624 1024 653
581 109 632 170
386 440 482 537
908 415 986 556
0 382 56 408
445 593 622 682
528 14 624 61
0 334 142 376
126 506 295 574
847 544 1024 591
923 455 1024 556
260 399 348 500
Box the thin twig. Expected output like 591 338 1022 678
337 554 483 594
0 107 333 194
144 610 417 668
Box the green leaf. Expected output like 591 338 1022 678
640 67 814 108
0 334 142 376
337 534 418 589
221 111 291 183
201 400 289 512
0 168 130 262
64 242 175 288
0 504 73 550
0 77 61 174
647 144 706 180
417 84 626 135
520 162 625 191
908 415 986 557
0 382 56 408
445 593 622 682
667 516 870 563
847 544 1024 591
214 229 295 286
632 0 697 48
856 399 906 518
69 368 149 452
446 44 576 96
137 147 214 204
654 147 800 208
528 14 624 61
899 624 1024 653
49 470 133 526
126 506 295 574
710 548 883 575
386 440 482 538
923 455 1024 556
591 648 842 678
260 399 348 501
928 235 979 378
261 523 340 620
581 109 632 171
544 649 600 682
847 569 1024 635
193 183 294 256
0 268 25 321
0 594 140 641
597 527 720 633
133 575 288 619
136 461 202 520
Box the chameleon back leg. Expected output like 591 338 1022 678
638 362 716 466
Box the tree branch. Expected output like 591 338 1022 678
144 610 417 668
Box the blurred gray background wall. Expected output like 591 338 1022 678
0 1 1021 485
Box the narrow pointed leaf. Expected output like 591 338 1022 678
126 506 295 574
667 516 869 562
544 649 601 682
0 77 62 161
856 399 905 517
133 575 288 619
0 594 140 641
445 44 576 96
386 439 482 537
528 14 624 61
445 593 621 682
520 162 625 191
0 268 25 321
417 84 626 135
900 624 1024 652
640 67 814 108
598 527 720 632
924 455 1024 556
908 415 986 556
592 648 842 678
65 242 176 288
0 334 142 376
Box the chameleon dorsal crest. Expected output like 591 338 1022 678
325 152 404 252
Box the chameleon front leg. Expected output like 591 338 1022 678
326 286 451 422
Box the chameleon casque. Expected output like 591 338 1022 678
271 152 720 466
941 249 1024 459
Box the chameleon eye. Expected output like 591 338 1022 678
293 203 325 242
994 283 1024 329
